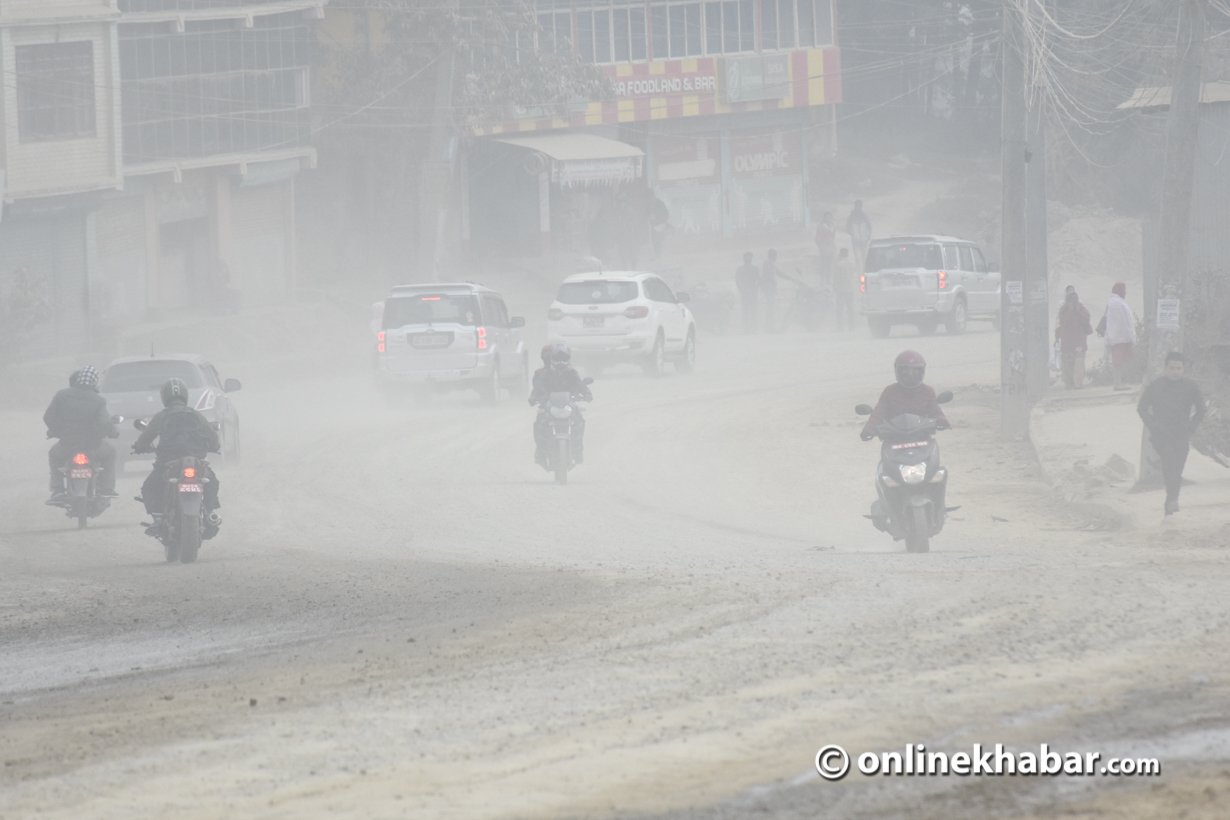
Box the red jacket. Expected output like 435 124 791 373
862 383 949 438
1055 300 1092 352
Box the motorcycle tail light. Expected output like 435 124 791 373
73 453 90 465
938 270 948 290
376 331 386 353
183 466 197 479
477 327 488 350
624 306 650 319
859 274 866 294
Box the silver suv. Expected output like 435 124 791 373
374 283 529 403
860 235 1000 337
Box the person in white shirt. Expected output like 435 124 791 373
1099 281 1137 391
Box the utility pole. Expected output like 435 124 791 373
1000 0 1030 438
1024 0 1050 404
1138 0 1207 487
417 0 460 281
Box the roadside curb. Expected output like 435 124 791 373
1029 391 1138 531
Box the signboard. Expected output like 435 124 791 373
729 130 800 178
614 73 717 98
551 157 642 188
1156 297 1180 330
1006 280 1023 305
724 54 791 103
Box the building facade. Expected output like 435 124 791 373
93 0 323 324
467 0 841 256
0 0 124 356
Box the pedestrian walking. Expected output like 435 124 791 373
1097 281 1137 390
761 249 783 330
735 251 760 334
846 200 872 269
831 248 857 331
815 211 837 279
1055 285 1092 388
1138 352 1207 516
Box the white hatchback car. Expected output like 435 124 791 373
547 271 696 375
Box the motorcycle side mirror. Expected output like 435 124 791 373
582 377 595 385
223 378 242 392
676 292 691 303
110 415 124 424
134 418 149 431
855 404 874 416
936 391 954 404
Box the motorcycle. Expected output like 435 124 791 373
49 415 123 529
133 419 211 564
855 392 956 553
540 378 593 485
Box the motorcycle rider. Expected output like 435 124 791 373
861 350 950 441
529 343 592 467
133 378 222 536
43 366 119 503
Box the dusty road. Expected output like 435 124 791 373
2 326 1229 819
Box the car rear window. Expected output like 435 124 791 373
383 294 479 327
865 243 943 272
556 280 640 305
101 361 204 392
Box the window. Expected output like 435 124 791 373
382 295 480 328
685 4 702 55
16 42 97 142
972 247 989 273
101 361 205 393
651 5 668 59
762 0 778 49
593 9 612 63
482 297 510 328
630 8 647 59
669 6 686 57
797 0 816 46
556 281 639 305
943 245 960 269
777 0 796 48
614 8 631 61
958 246 975 272
705 2 723 53
740 0 754 50
815 0 834 45
578 11 595 62
865 244 944 273
644 278 677 303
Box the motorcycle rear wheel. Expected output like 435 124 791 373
554 439 569 485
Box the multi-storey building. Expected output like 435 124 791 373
94 0 323 320
468 0 840 253
0 0 124 352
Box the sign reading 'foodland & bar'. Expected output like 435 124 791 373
614 75 718 97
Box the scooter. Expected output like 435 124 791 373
855 392 956 552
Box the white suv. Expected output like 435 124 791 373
547 271 696 375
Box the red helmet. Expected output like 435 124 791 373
894 350 926 387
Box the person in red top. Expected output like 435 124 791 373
861 351 950 440
1055 285 1092 388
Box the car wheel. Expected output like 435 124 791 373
675 329 696 374
479 363 502 405
946 298 968 335
642 332 666 376
868 318 891 338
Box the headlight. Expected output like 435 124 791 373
899 463 927 485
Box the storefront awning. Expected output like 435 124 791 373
492 133 643 188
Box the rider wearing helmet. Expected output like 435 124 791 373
529 343 593 467
860 351 950 440
43 366 119 502
133 378 222 534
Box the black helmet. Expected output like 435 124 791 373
68 369 81 387
160 378 189 407
73 366 100 391
540 343 554 365
548 342 572 368
894 350 926 388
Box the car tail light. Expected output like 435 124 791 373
624 306 650 319
477 327 488 350
938 270 948 290
420 295 442 301
859 274 866 294
377 330 386 353
183 466 197 479
73 453 90 465
548 308 563 321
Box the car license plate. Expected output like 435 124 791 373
583 316 604 328
70 469 92 479
411 333 451 349
178 483 203 493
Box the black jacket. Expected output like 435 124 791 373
44 386 115 447
133 401 221 460
1138 376 1206 442
530 366 592 406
